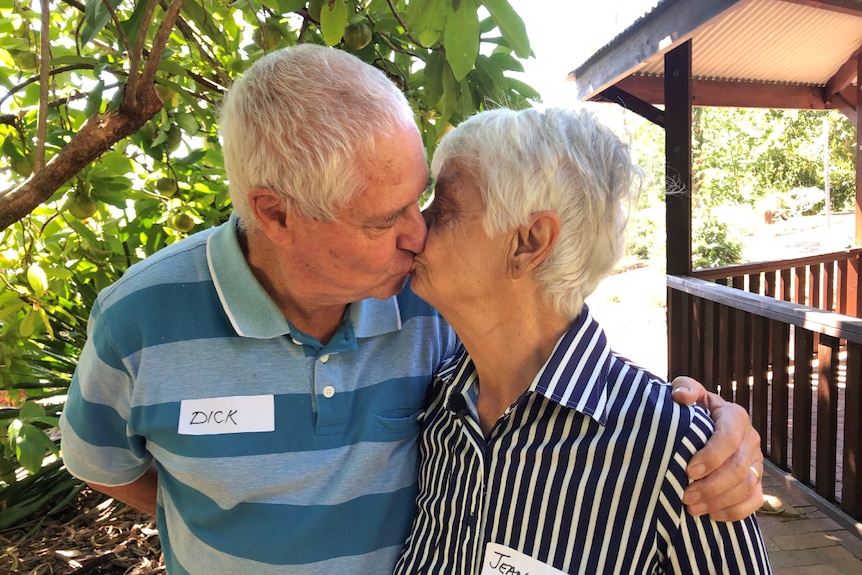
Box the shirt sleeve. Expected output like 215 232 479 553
59 298 152 486
659 406 773 574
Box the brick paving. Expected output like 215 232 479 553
758 462 862 574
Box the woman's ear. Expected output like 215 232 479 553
509 210 560 279
248 188 292 245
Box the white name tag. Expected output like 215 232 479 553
178 395 275 435
482 543 567 575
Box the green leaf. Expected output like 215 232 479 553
84 80 104 117
182 0 228 49
18 402 45 421
278 0 309 12
15 424 59 474
488 50 523 72
406 0 446 46
423 50 445 105
81 0 122 47
444 0 480 81
504 76 541 100
120 0 151 51
440 59 459 124
0 302 27 323
174 112 201 135
51 55 101 67
320 0 349 46
459 77 475 116
481 0 531 58
18 309 36 338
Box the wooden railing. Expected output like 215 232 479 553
667 274 862 521
692 248 862 317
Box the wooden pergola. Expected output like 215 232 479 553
569 0 862 521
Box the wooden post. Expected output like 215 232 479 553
666 41 693 381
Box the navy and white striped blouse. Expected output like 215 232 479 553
395 307 771 574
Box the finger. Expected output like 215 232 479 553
670 376 706 406
684 434 763 511
687 401 748 480
687 474 764 521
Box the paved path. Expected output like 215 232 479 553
759 461 862 574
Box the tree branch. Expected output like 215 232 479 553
0 0 187 231
138 0 185 94
35 0 51 172
124 0 159 109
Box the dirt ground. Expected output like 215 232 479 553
2 213 857 574
1 487 163 574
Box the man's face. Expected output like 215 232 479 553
286 123 430 303
411 159 509 313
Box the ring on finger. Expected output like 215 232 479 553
750 465 762 483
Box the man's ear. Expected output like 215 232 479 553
248 187 292 245
509 210 560 279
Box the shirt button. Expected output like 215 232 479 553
319 354 330 363
291 338 302 346
322 385 336 398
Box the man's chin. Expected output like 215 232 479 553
370 274 411 300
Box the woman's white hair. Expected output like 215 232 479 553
219 44 417 229
431 107 643 320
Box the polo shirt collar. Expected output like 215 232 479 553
441 305 611 426
206 213 402 340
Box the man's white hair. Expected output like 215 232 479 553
431 107 643 319
219 44 417 229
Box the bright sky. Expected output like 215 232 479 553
508 0 658 108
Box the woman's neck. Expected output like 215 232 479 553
444 291 572 437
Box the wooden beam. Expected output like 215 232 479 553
570 0 742 101
830 87 857 124
824 43 862 98
597 86 666 127
608 75 834 110
667 275 862 342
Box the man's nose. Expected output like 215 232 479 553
398 204 427 254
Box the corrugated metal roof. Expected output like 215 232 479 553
571 0 861 105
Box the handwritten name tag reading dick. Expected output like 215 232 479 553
178 395 275 435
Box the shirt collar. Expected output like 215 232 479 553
528 306 612 425
206 213 402 340
441 306 612 425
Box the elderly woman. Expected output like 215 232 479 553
395 107 771 574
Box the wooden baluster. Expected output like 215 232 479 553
815 334 840 501
792 327 814 484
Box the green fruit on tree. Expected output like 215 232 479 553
68 194 98 220
344 21 372 50
165 125 182 153
10 154 33 177
253 23 283 51
26 264 48 297
157 84 179 107
12 51 39 73
172 213 195 232
156 177 179 197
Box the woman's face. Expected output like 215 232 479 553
411 160 511 314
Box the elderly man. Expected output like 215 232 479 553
60 45 763 575
396 107 771 574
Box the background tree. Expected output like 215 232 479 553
0 0 535 528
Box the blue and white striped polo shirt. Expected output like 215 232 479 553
395 307 771 574
59 214 458 574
